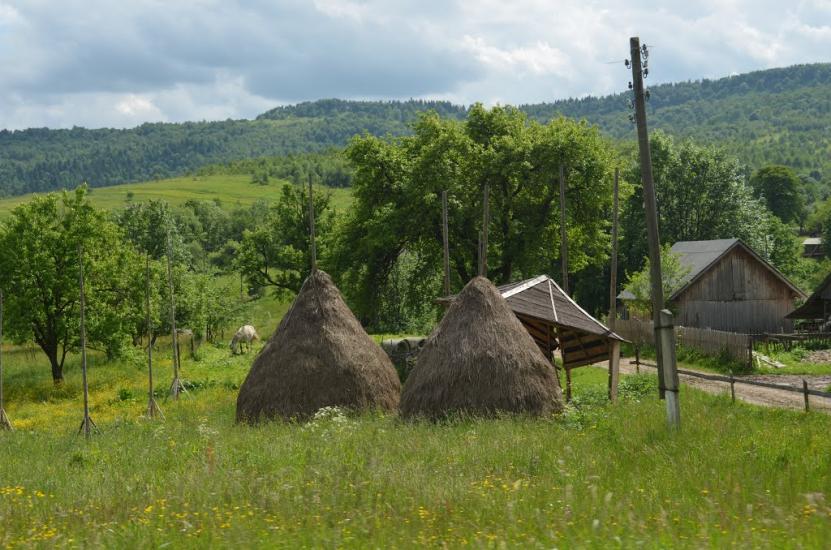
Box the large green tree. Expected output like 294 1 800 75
750 165 805 225
333 105 618 329
0 187 142 382
620 133 799 278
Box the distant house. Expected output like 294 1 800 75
802 237 823 259
620 239 806 334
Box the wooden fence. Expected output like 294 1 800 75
615 319 752 364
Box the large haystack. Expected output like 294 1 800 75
236 270 400 423
401 276 563 419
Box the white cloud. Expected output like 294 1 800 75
0 0 828 129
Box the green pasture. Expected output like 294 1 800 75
1 329 830 546
0 175 353 219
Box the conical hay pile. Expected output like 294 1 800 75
236 270 400 423
401 276 563 419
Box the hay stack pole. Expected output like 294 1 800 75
77 245 97 439
442 190 451 296
145 256 163 419
480 182 489 277
166 233 186 399
0 291 12 430
308 173 317 272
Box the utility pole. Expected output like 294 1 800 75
308 174 317 272
559 164 569 294
441 190 451 296
0 291 12 430
77 245 97 438
629 36 680 429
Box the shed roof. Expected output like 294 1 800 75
441 275 624 369
786 272 831 319
618 239 805 302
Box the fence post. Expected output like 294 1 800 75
729 371 735 403
635 345 640 374
803 379 810 412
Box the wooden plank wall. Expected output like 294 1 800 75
615 319 751 363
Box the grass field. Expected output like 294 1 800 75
0 175 353 219
1 319 831 547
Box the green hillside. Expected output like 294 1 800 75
0 175 353 219
0 64 829 197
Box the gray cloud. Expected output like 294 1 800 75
0 0 828 129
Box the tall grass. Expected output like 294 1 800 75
1 343 830 547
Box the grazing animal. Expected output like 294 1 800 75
231 325 259 354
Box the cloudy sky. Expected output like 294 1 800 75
0 0 829 130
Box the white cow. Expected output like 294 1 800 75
230 325 260 355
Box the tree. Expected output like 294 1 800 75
333 105 617 329
0 187 141 383
235 183 333 297
623 246 691 318
620 133 787 275
750 165 805 225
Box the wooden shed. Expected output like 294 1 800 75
786 272 831 326
621 239 805 334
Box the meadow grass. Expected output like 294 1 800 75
1 337 831 548
0 175 353 219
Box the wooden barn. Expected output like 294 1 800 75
620 239 805 334
786 272 831 327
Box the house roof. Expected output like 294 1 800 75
786 271 831 319
619 239 805 302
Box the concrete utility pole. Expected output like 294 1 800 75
559 164 569 294
166 233 185 399
608 168 621 402
630 36 680 429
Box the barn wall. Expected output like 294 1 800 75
675 247 797 333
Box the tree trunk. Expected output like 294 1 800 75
48 351 63 384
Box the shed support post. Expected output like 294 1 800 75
608 340 620 402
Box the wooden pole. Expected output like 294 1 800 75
77 245 97 438
559 164 569 294
166 233 184 399
441 190 451 296
630 36 680 429
608 168 620 402
145 256 162 419
803 379 810 412
308 173 317 272
480 183 489 278
0 291 12 430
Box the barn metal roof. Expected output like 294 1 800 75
618 239 804 302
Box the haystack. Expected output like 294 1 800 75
401 276 563 419
236 270 400 423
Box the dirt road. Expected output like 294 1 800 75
616 359 831 413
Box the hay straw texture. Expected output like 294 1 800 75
236 270 400 423
401 277 563 419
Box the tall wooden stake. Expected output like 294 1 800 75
559 164 569 294
77 245 97 439
480 183 490 277
166 233 185 399
608 168 620 401
308 174 317 272
145 256 163 419
630 36 680 429
441 190 451 296
0 291 12 430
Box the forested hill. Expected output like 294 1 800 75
0 63 829 197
